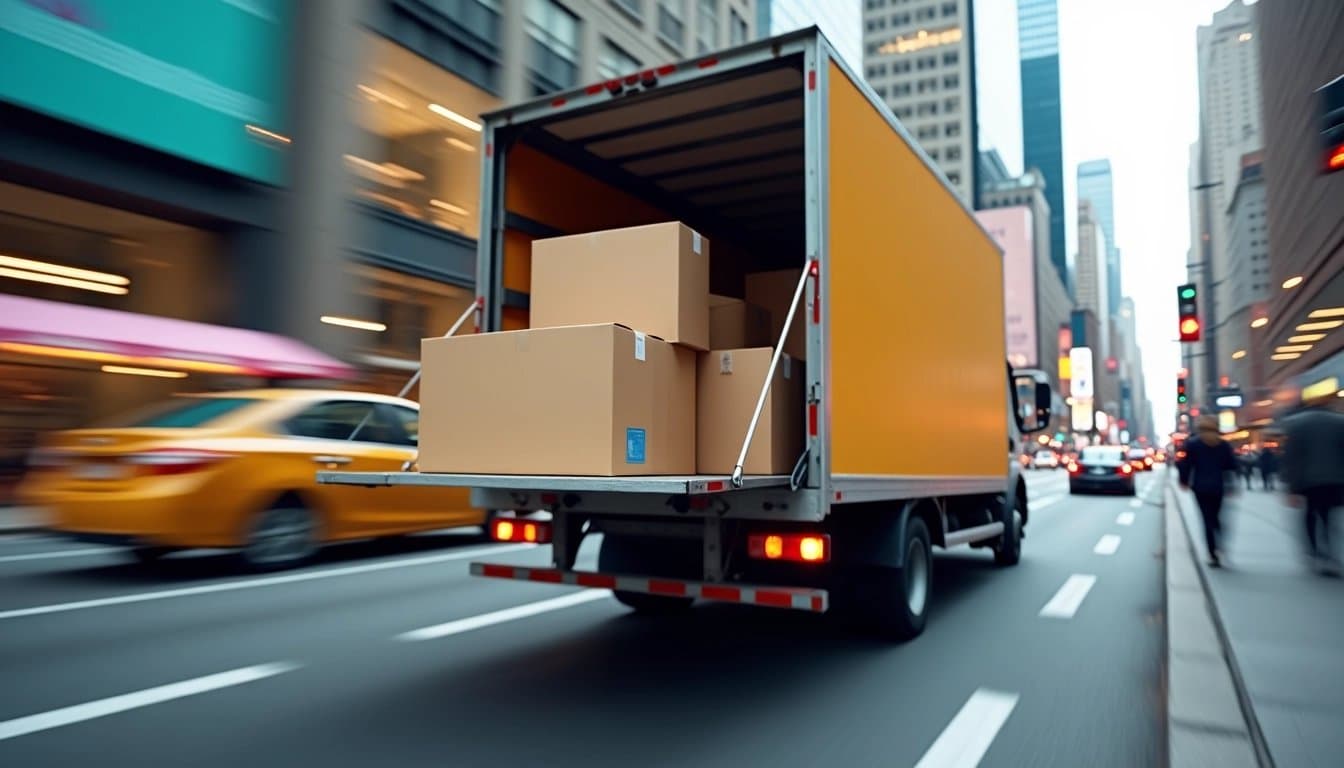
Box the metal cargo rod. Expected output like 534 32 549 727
731 261 816 487
316 471 790 495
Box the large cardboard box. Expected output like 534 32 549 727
531 222 710 351
696 348 805 475
708 294 772 350
745 269 808 360
420 323 696 476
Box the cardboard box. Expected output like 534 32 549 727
745 269 808 360
708 294 772 350
696 348 805 475
419 323 696 476
531 222 710 350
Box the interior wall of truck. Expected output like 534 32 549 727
495 54 809 320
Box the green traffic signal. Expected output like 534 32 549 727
1179 286 1196 300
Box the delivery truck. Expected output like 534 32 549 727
320 28 1053 640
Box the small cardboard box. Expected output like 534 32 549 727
708 294 772 350
531 222 710 351
696 348 804 475
419 323 696 476
745 269 808 360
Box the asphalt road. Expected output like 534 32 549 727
0 468 1168 767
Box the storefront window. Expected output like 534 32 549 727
350 33 501 238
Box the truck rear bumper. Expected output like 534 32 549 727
470 562 829 613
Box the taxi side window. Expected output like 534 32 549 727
284 401 413 446
378 405 419 447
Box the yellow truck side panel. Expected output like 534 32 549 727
827 61 1008 480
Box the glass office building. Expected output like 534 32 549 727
1017 0 1066 295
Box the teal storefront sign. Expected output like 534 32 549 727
0 0 289 184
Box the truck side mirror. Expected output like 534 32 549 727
1035 382 1052 433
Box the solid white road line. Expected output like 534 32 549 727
1129 498 1144 508
1033 495 1064 509
1116 512 1136 526
398 590 611 641
1094 534 1122 556
0 662 298 741
914 688 1020 768
1039 574 1097 619
0 543 535 621
0 548 115 564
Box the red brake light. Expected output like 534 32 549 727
747 533 830 563
492 518 551 544
1119 464 1133 476
1328 145 1344 172
124 449 233 475
1067 462 1081 474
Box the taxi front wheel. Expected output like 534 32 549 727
130 546 176 564
241 505 318 570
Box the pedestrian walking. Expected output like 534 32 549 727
1238 449 1256 490
1281 400 1344 576
1258 444 1279 490
1178 415 1238 567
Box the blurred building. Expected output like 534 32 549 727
1222 150 1269 410
0 0 755 481
863 0 980 205
1077 159 1121 320
979 166 1069 397
1075 200 1110 360
762 0 861 71
1188 0 1262 406
1256 0 1344 407
1017 0 1067 295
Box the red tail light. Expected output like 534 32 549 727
1067 462 1081 475
492 518 551 544
747 533 830 564
124 449 234 476
1118 464 1134 476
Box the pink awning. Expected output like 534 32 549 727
0 294 355 380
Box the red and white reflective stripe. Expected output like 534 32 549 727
469 563 828 613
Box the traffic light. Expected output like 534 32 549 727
1177 284 1201 342
1177 376 1189 405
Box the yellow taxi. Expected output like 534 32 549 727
18 389 485 568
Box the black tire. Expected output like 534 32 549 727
240 505 318 571
130 546 174 564
994 495 1023 566
869 516 932 641
597 534 695 613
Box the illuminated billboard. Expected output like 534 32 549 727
975 207 1038 369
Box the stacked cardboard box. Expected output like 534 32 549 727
419 220 807 477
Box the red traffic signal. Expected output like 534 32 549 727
1179 317 1201 341
1177 284 1201 341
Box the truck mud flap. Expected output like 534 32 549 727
470 562 829 613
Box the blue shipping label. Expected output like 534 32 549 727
625 428 646 464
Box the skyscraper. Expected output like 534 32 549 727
863 0 980 206
1077 159 1120 318
1017 0 1066 294
1076 200 1110 359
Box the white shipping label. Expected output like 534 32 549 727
692 230 703 254
634 331 646 361
783 354 792 379
719 351 733 374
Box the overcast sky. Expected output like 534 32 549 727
974 0 1242 438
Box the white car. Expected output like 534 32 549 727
1032 450 1060 469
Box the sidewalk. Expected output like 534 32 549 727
0 505 45 534
1174 482 1344 768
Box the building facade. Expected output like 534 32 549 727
980 169 1069 396
1189 0 1262 404
863 0 980 205
1077 158 1121 319
1222 150 1269 407
1075 200 1110 360
1017 0 1066 294
764 0 862 71
1256 0 1344 406
0 0 756 474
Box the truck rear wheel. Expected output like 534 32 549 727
867 516 932 641
597 534 695 613
994 494 1023 566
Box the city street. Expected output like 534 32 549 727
0 469 1168 767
